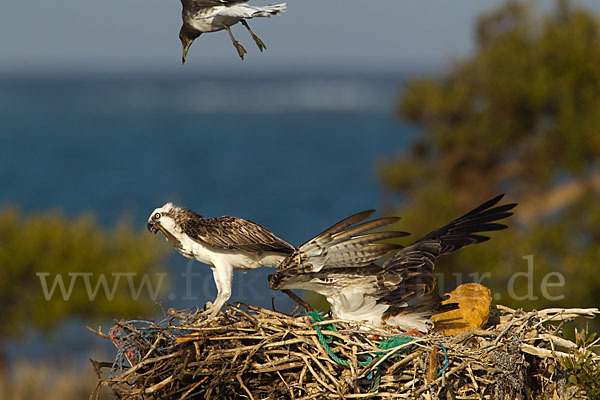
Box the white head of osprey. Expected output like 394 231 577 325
148 203 179 236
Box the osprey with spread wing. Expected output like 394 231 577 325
179 0 286 62
270 194 517 332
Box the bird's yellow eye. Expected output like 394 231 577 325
155 213 161 220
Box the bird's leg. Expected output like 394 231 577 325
203 264 233 318
240 20 266 52
225 25 247 60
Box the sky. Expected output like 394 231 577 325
1 0 599 74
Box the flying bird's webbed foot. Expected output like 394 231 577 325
234 43 248 60
225 25 247 60
241 20 266 52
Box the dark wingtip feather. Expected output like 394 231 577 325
461 193 504 218
310 209 376 242
407 193 517 256
391 230 411 238
357 230 411 240
475 222 509 231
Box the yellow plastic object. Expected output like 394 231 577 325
432 283 492 336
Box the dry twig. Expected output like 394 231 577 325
90 304 598 399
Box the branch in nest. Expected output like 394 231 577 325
86 325 109 339
282 289 314 312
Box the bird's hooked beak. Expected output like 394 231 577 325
267 274 279 290
147 221 159 234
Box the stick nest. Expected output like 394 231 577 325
89 304 599 399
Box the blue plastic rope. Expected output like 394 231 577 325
436 340 448 378
109 319 194 377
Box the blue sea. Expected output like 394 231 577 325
0 72 417 362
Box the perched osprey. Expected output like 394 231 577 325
148 203 294 317
270 194 517 332
179 0 286 62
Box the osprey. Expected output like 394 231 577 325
179 0 286 62
270 194 517 332
148 203 294 317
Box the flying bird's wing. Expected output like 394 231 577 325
378 194 517 307
214 3 286 18
270 210 407 289
182 216 294 254
181 0 249 21
181 0 247 10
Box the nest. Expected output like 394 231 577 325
89 303 599 399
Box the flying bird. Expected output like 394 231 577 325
179 0 286 62
270 194 517 332
148 203 294 317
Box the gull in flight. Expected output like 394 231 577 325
179 0 286 62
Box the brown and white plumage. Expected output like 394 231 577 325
271 210 408 278
148 202 293 316
179 0 286 62
180 214 293 254
269 210 412 326
270 194 516 332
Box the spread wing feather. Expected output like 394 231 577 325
269 211 405 289
270 194 515 331
322 243 403 267
181 0 247 13
292 212 404 273
308 210 376 244
378 194 516 307
182 216 294 254
298 215 404 266
329 218 406 244
215 3 286 18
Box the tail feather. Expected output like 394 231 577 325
382 297 459 332
249 3 287 16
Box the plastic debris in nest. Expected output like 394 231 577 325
89 303 599 399
432 282 493 336
107 318 194 377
